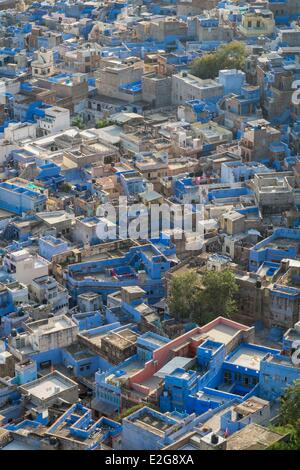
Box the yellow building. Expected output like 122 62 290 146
238 10 275 38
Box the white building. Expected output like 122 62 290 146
9 315 78 359
4 122 37 143
29 275 69 314
19 371 78 406
3 249 50 285
171 72 224 105
6 281 29 306
37 107 71 136
73 215 116 245
0 122 37 164
0 78 20 105
31 48 55 79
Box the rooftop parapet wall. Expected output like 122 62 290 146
128 317 254 388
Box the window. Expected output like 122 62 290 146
243 376 249 386
224 370 232 384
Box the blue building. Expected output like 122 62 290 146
18 402 122 450
174 177 202 204
118 170 147 196
249 228 300 272
221 161 272 184
65 243 173 303
0 378 22 424
72 311 103 331
218 69 246 96
28 344 105 382
77 292 103 313
39 235 69 261
14 360 38 385
259 323 300 400
121 406 203 450
35 162 65 190
219 84 262 135
93 331 170 415
0 284 15 317
179 99 218 124
160 337 278 416
0 181 47 215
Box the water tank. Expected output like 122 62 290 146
193 138 201 149
211 434 219 444
49 437 58 446
178 131 186 147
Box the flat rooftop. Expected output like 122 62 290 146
107 359 144 382
226 346 268 370
132 411 174 436
1 440 38 451
234 396 269 416
21 372 75 400
27 316 74 335
64 343 95 361
155 357 194 379
25 377 69 400
205 323 240 345
103 329 138 349
257 237 300 252
37 211 74 225
80 327 138 350
226 423 285 450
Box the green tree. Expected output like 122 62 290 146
95 119 111 129
190 53 218 80
194 269 239 324
72 115 86 130
269 380 300 450
168 271 201 321
217 41 246 70
60 182 72 193
115 403 158 422
190 41 247 79
168 269 239 324
269 424 299 450
280 379 300 426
